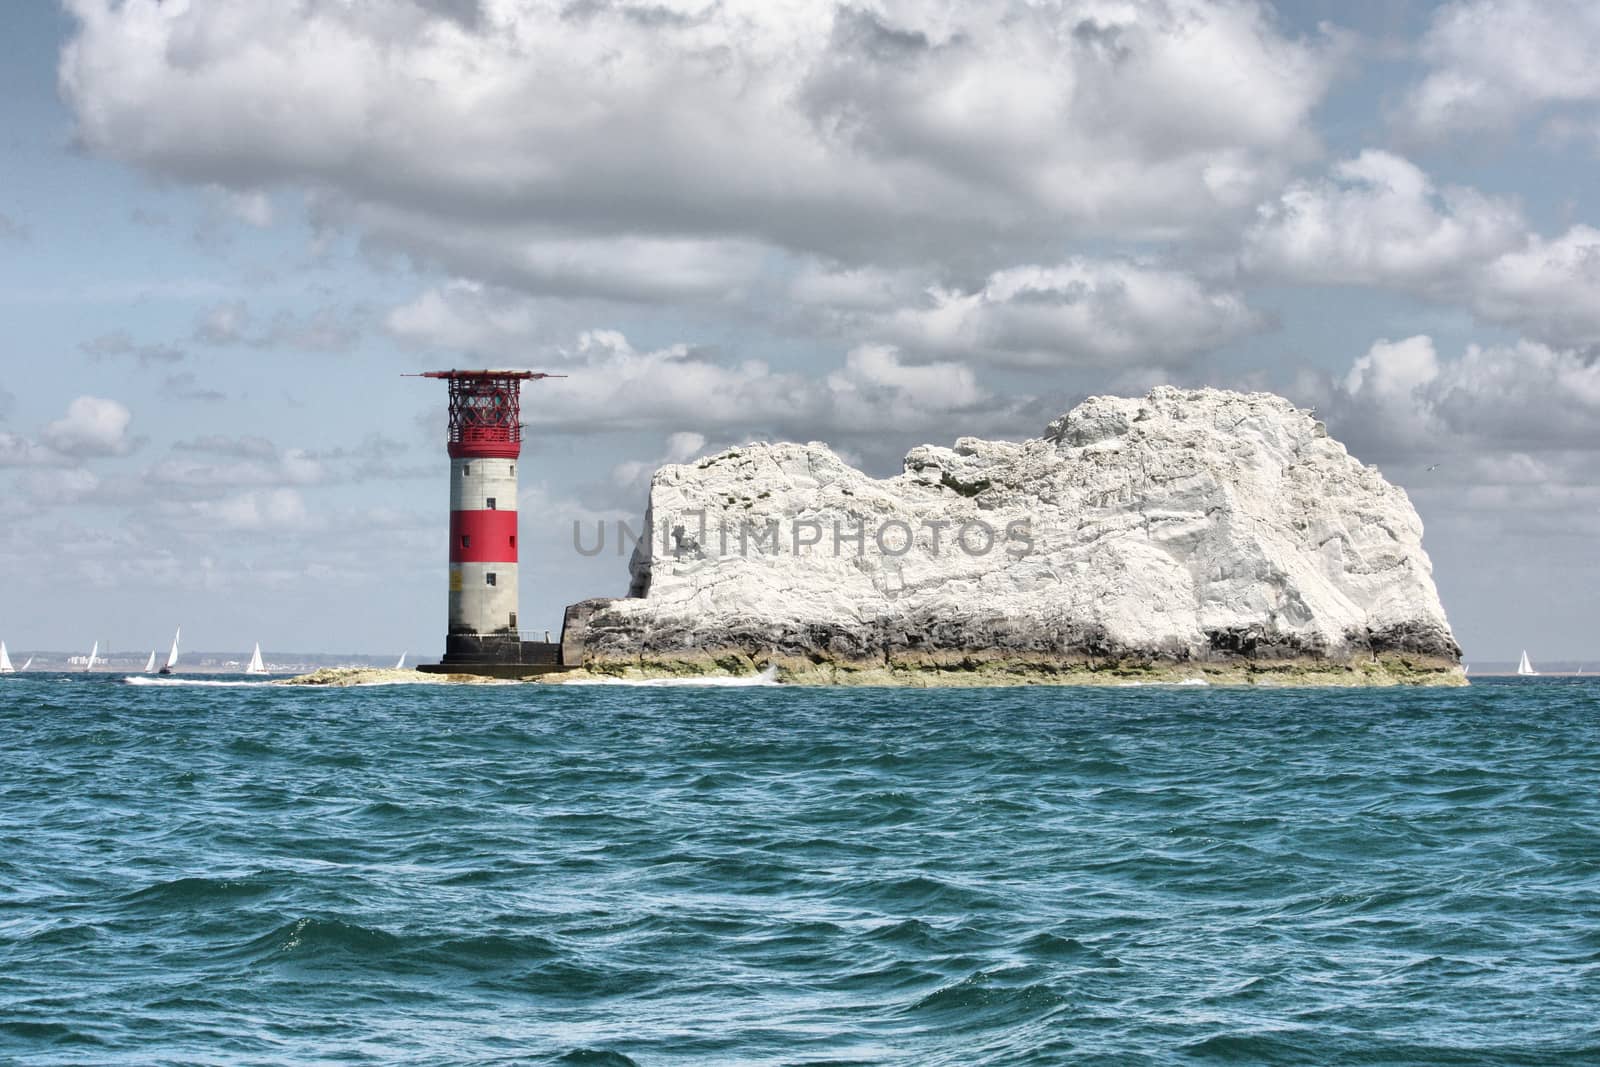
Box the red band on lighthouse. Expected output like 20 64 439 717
450 510 519 563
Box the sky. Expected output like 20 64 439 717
2 0 1598 661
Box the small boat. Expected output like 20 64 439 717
159 628 180 676
0 641 13 675
395 651 407 670
1516 650 1538 677
244 643 267 676
144 650 158 674
85 641 99 672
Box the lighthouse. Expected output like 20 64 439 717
413 369 568 676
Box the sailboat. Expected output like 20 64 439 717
1517 650 1538 677
395 651 406 670
0 641 14 675
245 643 267 675
84 641 98 672
159 628 179 676
144 650 157 674
19 657 31 671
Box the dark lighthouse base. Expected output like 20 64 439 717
417 633 577 679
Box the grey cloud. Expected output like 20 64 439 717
61 0 1340 277
869 259 1266 370
172 435 279 460
1313 335 1600 469
0 433 64 468
81 329 186 365
149 432 427 492
161 372 227 404
191 301 365 352
414 0 483 29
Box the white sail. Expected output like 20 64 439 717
165 628 180 671
0 641 13 674
395 651 406 670
1517 650 1537 676
144 650 157 673
245 643 267 675
85 641 98 672
19 657 31 671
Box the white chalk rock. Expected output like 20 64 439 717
563 387 1460 682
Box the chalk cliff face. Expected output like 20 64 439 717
561 387 1462 685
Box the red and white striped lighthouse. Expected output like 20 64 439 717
415 370 562 671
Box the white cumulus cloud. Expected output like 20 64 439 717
1242 150 1524 289
1399 0 1600 140
1244 152 1600 348
42 396 136 457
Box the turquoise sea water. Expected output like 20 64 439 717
1 675 1596 1065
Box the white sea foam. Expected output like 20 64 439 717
122 676 274 688
559 666 782 688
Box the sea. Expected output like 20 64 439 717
1 674 1596 1066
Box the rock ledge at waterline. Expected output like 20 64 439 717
558 387 1464 687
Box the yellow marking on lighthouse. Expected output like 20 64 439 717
449 568 463 592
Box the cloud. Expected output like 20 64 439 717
1472 225 1600 346
42 396 136 457
185 488 315 532
144 433 423 490
610 431 711 493
16 466 102 505
1398 0 1600 140
1241 150 1524 289
1316 332 1600 555
0 433 61 468
384 282 542 357
394 300 1022 442
1244 152 1600 348
353 209 769 304
60 0 1340 281
876 259 1264 368
81 330 186 365
161 372 227 404
1324 333 1600 462
192 301 364 352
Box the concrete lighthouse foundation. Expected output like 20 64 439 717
414 369 572 677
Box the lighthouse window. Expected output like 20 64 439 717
486 497 497 510
509 535 516 548
510 464 515 477
460 534 471 549
485 572 497 587
463 464 470 476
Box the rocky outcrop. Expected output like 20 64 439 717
561 387 1463 685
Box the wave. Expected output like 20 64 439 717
559 665 782 687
